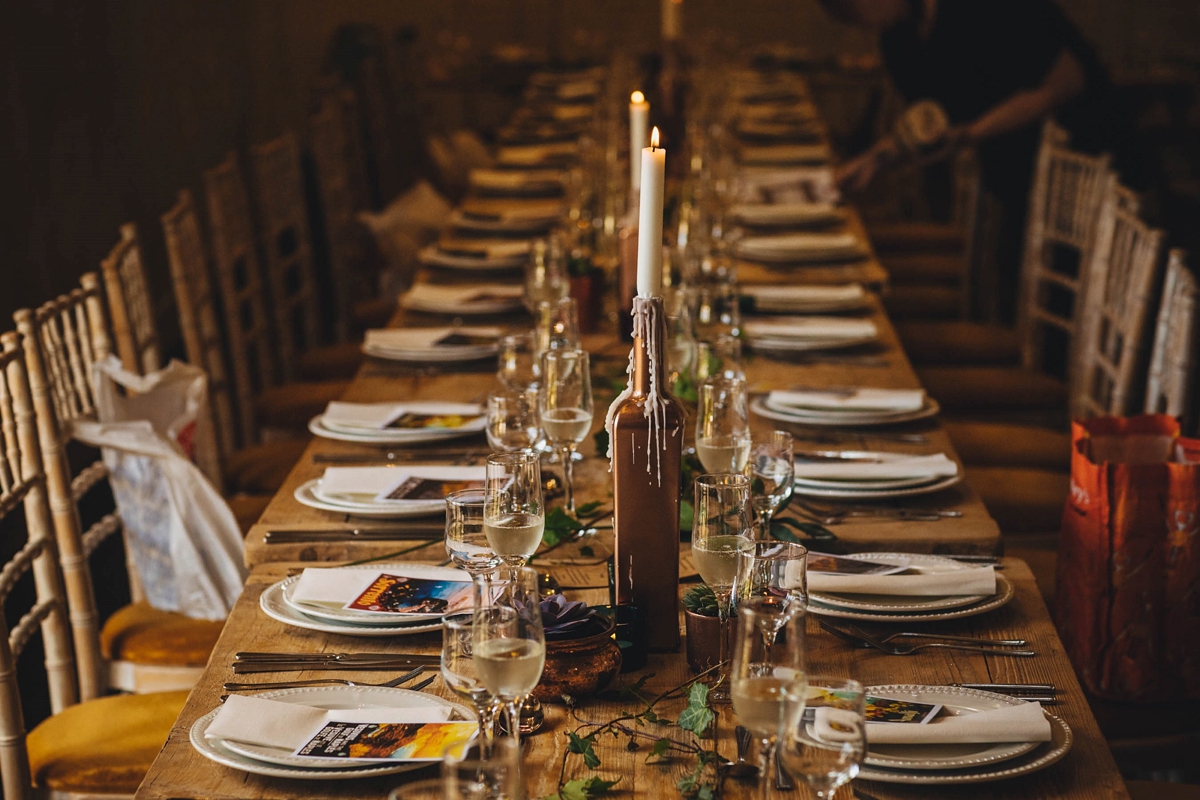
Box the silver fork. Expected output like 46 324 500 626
821 619 1026 646
822 621 1036 657
224 666 425 692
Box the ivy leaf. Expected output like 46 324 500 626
592 429 609 455
576 500 604 516
679 499 694 532
677 682 715 735
567 732 602 769
557 776 620 800
620 672 654 700
543 506 585 547
771 517 837 542
647 736 672 762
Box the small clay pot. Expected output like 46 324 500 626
533 616 622 703
684 609 735 674
570 273 602 333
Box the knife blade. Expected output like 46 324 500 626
264 528 443 544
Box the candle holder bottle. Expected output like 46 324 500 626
610 296 684 650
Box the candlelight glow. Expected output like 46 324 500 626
631 90 645 104
650 126 660 149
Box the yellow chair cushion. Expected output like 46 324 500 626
254 379 349 428
944 420 1071 470
866 221 964 253
897 321 1022 366
880 253 966 283
225 438 309 494
918 366 1067 413
882 286 961 320
227 493 272 534
297 341 365 382
27 690 188 793
966 466 1070 533
100 602 223 667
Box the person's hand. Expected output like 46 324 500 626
836 151 880 194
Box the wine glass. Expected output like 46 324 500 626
441 611 500 756
750 431 794 538
534 297 580 357
664 287 696 388
497 332 539 390
731 596 807 800
778 677 866 800
472 566 545 747
524 238 568 312
483 452 545 575
693 281 741 341
446 489 503 577
735 540 808 610
692 473 753 701
442 735 523 800
696 377 751 474
538 349 593 513
692 334 744 383
486 388 541 453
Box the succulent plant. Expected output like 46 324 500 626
682 584 719 617
540 593 605 640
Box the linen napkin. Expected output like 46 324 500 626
207 695 454 752
767 387 924 412
321 401 484 431
291 565 472 611
857 701 1051 745
742 284 864 311
438 239 532 259
731 202 842 226
740 144 832 165
496 142 578 164
400 283 524 310
792 453 960 481
469 169 564 190
745 317 878 340
809 564 995 596
314 466 486 505
739 232 862 256
364 328 500 353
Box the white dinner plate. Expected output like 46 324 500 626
809 553 989 613
748 334 879 355
791 472 962 500
282 564 468 625
294 479 446 519
731 202 844 228
260 578 444 637
750 395 941 428
449 209 560 234
191 686 471 777
735 234 867 264
793 473 949 491
863 685 1042 771
308 418 477 445
807 573 1014 623
417 247 528 271
362 343 497 363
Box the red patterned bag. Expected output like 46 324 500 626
1054 415 1200 701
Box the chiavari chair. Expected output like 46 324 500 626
1143 250 1196 431
15 279 224 696
0 331 185 800
99 224 161 377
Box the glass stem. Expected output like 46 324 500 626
758 737 773 800
476 701 498 757
505 700 523 747
561 446 575 513
714 590 733 698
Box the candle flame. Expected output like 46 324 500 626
650 126 660 149
631 90 645 104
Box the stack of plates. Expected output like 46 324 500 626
417 240 531 271
399 283 525 315
309 401 486 445
192 685 473 779
744 317 879 354
739 143 832 166
295 465 485 518
362 327 500 363
494 142 578 168
730 202 844 228
467 168 564 197
741 284 868 314
752 388 940 427
859 685 1072 785
261 564 467 635
788 451 961 500
736 232 867 264
809 554 1011 622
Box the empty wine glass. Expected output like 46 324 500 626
497 332 539 390
693 281 741 341
446 489 502 577
692 473 753 701
665 287 696 387
750 431 794 538
696 377 751 474
524 238 568 312
442 733 524 799
483 452 545 575
486 388 540 453
441 611 500 755
472 566 545 747
534 297 580 357
692 334 744 383
779 676 866 800
731 596 807 800
735 540 808 610
538 349 594 513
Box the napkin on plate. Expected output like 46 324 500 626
767 387 925 412
469 169 564 190
738 233 862 257
858 701 1052 745
207 695 453 752
745 317 878 340
401 283 524 309
496 142 578 165
291 565 472 611
809 564 994 596
742 283 864 310
364 328 500 353
740 144 831 165
321 401 484 431
792 453 960 481
315 466 486 504
438 239 532 259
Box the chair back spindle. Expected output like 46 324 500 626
1144 249 1196 426
99 224 161 376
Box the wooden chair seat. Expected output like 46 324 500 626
228 494 272 534
100 601 224 667
225 439 310 495
297 340 366 382
897 321 1021 365
943 420 1071 470
254 379 350 428
918 366 1067 413
866 220 964 253
965 466 1070 533
879 252 965 283
26 690 189 794
882 285 961 320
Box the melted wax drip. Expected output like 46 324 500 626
604 296 669 486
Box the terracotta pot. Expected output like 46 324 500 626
684 609 735 674
570 273 602 333
533 616 622 703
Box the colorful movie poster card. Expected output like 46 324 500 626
376 476 484 503
295 721 478 760
800 690 942 724
385 411 483 430
806 553 910 576
344 573 472 616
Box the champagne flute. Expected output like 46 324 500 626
778 676 866 800
497 332 539 390
692 473 753 701
735 540 808 611
486 388 541 453
750 431 794 538
524 238 568 312
665 287 696 388
692 334 744 383
441 736 524 800
693 281 741 341
731 596 806 800
446 489 503 577
483 452 545 574
472 566 545 747
534 297 580 357
696 377 751 474
538 349 594 513
441 611 501 756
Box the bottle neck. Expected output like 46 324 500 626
632 296 666 397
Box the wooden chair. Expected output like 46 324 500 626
0 330 186 800
99 224 161 377
1143 249 1196 432
15 278 225 696
161 191 307 501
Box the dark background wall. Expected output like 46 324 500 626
1 0 1197 343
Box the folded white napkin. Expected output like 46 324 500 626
792 453 960 481
496 142 578 165
739 233 861 255
767 387 924 412
469 169 564 189
809 564 994 596
207 695 452 752
438 239 532 259
862 701 1051 745
401 283 524 309
316 466 486 504
745 317 878 340
364 328 500 353
322 401 484 431
732 203 842 226
292 565 471 609
742 284 864 309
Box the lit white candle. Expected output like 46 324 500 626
662 0 683 40
637 127 666 298
629 90 649 191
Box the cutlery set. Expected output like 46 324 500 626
264 527 444 544
231 651 440 674
820 618 1040 659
